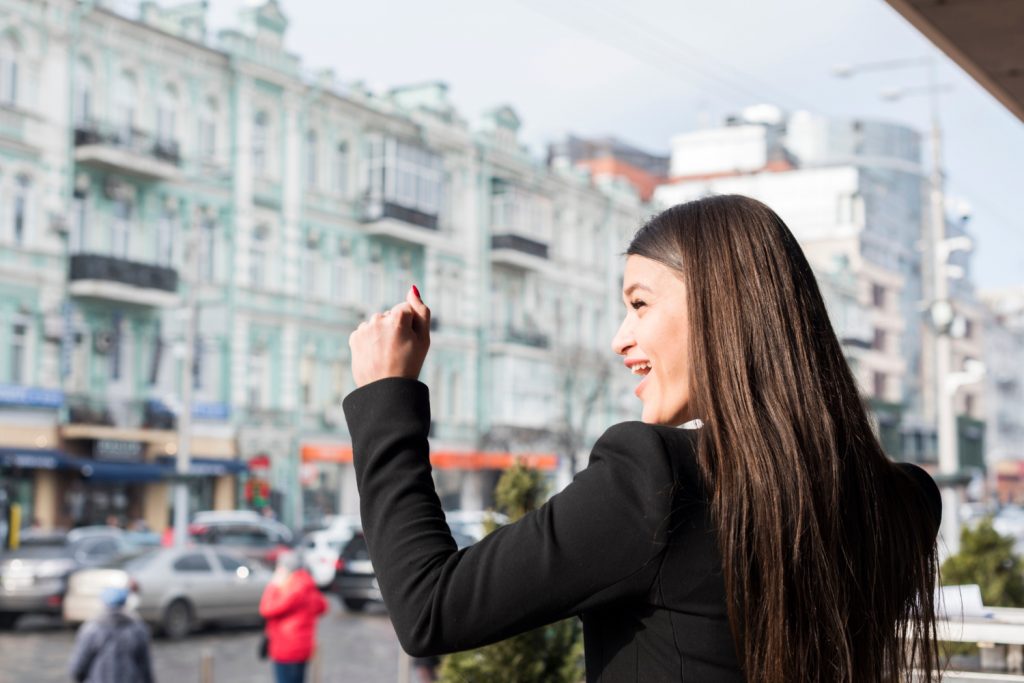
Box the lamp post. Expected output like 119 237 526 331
833 57 968 554
172 217 201 547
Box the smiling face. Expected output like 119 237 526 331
612 255 693 426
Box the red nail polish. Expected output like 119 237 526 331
412 285 421 300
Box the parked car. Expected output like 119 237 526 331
0 528 127 629
64 546 270 639
334 528 476 612
300 515 361 589
190 519 293 568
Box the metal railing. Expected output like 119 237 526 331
73 121 181 166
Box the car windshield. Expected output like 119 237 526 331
343 535 369 560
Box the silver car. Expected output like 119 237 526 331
64 546 271 639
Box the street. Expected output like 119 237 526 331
0 596 402 683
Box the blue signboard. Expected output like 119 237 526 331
0 385 64 408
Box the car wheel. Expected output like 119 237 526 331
342 598 368 612
0 612 20 630
161 599 192 640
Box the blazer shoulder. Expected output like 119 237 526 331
593 421 699 484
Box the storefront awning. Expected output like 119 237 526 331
156 456 249 477
78 460 166 483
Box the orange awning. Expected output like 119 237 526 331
301 444 353 464
430 451 557 471
300 443 556 471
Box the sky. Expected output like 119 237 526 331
204 0 1024 290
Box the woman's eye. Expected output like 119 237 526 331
630 299 646 311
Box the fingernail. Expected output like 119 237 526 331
411 285 421 300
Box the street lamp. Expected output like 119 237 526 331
832 57 967 554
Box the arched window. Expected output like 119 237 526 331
0 33 19 106
73 58 93 126
252 110 269 175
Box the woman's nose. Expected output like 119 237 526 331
611 316 633 355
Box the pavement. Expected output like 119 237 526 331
0 596 403 682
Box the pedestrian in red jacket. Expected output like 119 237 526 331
259 550 328 683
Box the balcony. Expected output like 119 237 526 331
68 253 179 307
74 122 182 182
491 233 549 270
359 199 446 248
497 327 550 349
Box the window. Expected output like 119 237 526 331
871 284 886 309
156 84 177 146
216 553 251 577
0 34 18 106
73 58 93 126
71 190 88 252
872 328 886 353
250 228 267 288
199 97 218 160
252 111 268 176
200 215 216 282
115 72 137 144
364 136 444 217
333 241 352 302
155 206 175 267
331 360 347 405
173 553 213 573
111 197 132 259
9 321 26 384
305 130 318 188
334 141 349 196
300 352 314 408
13 175 29 245
964 393 976 418
247 347 269 408
301 241 321 297
873 372 887 399
192 335 203 391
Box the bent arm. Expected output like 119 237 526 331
259 583 302 619
344 378 676 656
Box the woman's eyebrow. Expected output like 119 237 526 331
623 283 653 297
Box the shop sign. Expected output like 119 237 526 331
0 385 64 409
94 439 144 462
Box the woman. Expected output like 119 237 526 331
344 195 942 682
259 550 328 683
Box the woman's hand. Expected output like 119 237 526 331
349 286 431 388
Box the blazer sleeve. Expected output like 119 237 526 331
343 378 677 657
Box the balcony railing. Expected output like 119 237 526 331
491 234 549 259
68 253 179 307
498 327 550 349
360 199 439 231
70 253 178 292
73 121 182 181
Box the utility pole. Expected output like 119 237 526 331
172 217 200 547
834 57 972 554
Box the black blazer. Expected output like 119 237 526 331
344 378 942 683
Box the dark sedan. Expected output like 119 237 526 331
334 529 475 612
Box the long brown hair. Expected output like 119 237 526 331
628 195 939 682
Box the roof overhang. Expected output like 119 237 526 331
885 0 1024 123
